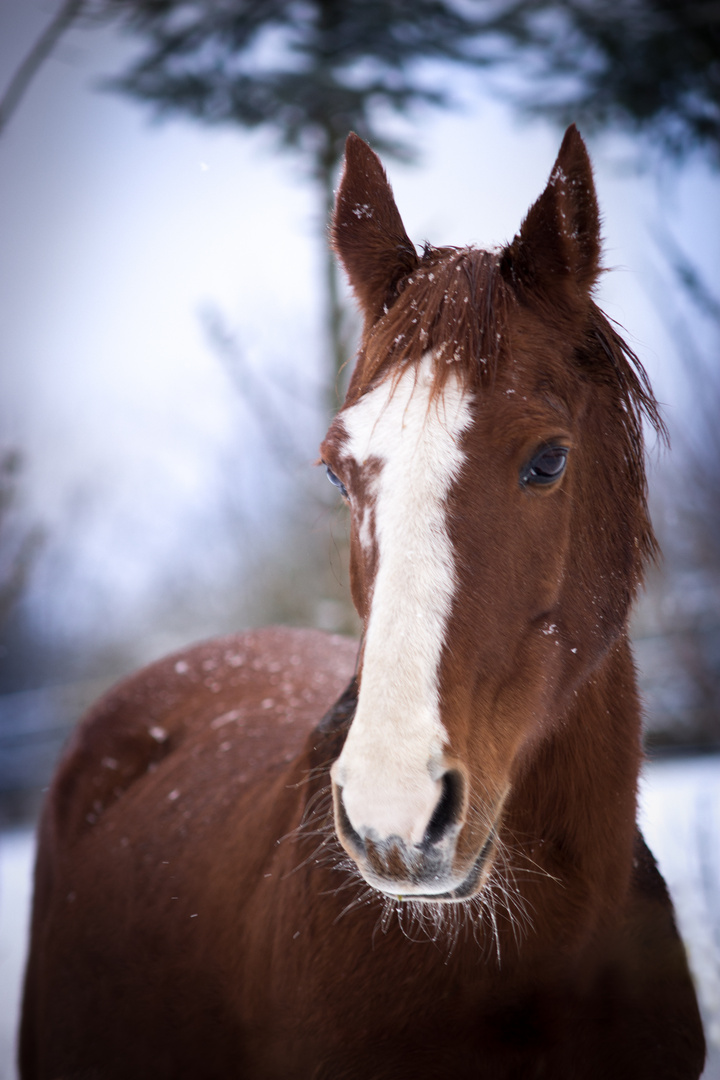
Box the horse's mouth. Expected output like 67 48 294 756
358 826 499 905
403 827 498 903
421 828 498 901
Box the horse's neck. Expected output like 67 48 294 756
508 636 643 953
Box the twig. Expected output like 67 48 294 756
0 0 86 137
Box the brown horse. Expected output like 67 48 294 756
20 128 705 1079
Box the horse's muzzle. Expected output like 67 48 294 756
333 773 501 902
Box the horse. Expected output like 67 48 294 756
19 127 705 1079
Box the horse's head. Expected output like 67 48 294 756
321 129 661 901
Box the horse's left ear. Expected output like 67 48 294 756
332 133 419 327
501 125 601 301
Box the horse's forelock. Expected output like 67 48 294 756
344 243 663 583
346 246 509 405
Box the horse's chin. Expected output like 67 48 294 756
355 829 499 905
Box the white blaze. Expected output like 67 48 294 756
332 357 473 845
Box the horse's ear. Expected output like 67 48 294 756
332 133 418 325
501 125 601 302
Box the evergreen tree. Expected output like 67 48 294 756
487 0 720 164
103 0 497 405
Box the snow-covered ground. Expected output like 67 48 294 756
0 827 33 1080
1 757 719 1078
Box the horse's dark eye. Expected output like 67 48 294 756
326 466 349 499
522 446 568 487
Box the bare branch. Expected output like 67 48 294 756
0 0 86 136
654 226 720 324
200 306 336 515
0 451 45 629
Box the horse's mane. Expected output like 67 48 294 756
346 243 666 574
348 246 506 394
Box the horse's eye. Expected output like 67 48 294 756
326 466 349 499
522 446 568 487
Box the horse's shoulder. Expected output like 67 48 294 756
606 830 706 1075
609 831 688 981
45 627 358 849
624 829 687 947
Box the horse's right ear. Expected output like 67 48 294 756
332 134 418 327
501 125 602 306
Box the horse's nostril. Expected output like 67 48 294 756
422 770 464 848
335 785 366 856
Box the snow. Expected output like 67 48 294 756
0 828 33 1078
1 757 718 1077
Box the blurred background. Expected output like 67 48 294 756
0 0 719 1074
